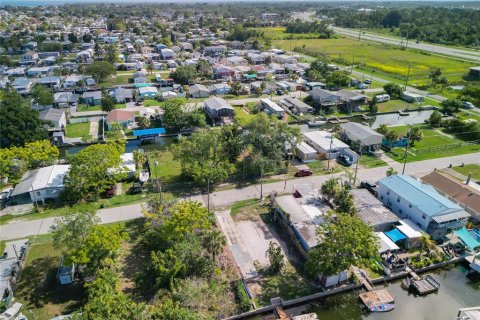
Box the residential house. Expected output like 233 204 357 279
261 13 279 21
76 49 94 63
210 83 232 95
37 76 60 89
11 77 33 94
54 92 78 108
160 48 175 60
273 54 298 64
422 171 480 222
340 122 384 153
212 65 234 79
114 87 133 103
273 193 348 287
377 174 470 240
309 88 342 108
295 142 318 162
63 75 95 88
351 189 400 232
19 51 39 65
27 66 50 77
180 42 193 51
247 52 265 65
204 96 235 122
82 91 102 106
138 86 158 99
259 98 285 118
302 130 357 162
469 66 480 79
5 67 26 77
189 84 210 98
107 152 136 178
11 165 70 205
337 89 368 113
401 91 424 103
39 108 66 131
106 109 135 130
204 46 226 56
132 71 148 84
279 96 313 114
226 56 247 67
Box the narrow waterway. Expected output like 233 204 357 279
285 264 479 320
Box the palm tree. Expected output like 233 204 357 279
133 150 146 171
147 63 154 75
419 233 435 255
203 229 226 261
138 116 151 129
321 178 339 202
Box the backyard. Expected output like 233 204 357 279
386 124 480 162
77 103 125 112
145 143 190 185
359 154 388 168
233 105 256 126
65 122 91 141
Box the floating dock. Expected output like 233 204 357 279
352 266 395 311
406 267 440 295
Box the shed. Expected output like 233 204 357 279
57 258 75 285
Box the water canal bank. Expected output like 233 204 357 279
285 264 479 320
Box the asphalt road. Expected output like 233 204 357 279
1 152 478 241
332 26 480 63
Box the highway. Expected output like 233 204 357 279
332 26 480 63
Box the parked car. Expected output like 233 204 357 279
337 155 353 166
106 185 117 197
360 180 378 196
462 101 475 109
131 183 142 194
0 187 13 203
364 79 372 84
294 168 313 177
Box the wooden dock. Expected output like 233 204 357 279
352 266 374 291
358 289 395 308
410 274 440 295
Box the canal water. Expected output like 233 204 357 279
285 265 480 320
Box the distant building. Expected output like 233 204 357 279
82 90 102 106
189 84 210 98
19 51 38 65
106 110 135 130
39 108 66 131
351 189 399 232
261 13 279 21
279 96 313 114
204 96 235 122
401 91 424 103
302 131 356 162
340 122 384 153
378 174 470 240
259 98 285 118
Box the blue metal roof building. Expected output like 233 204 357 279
378 175 470 241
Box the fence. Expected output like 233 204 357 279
414 140 480 154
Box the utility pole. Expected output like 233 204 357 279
402 128 411 175
154 160 161 203
404 63 411 90
353 142 362 186
405 31 409 49
259 163 264 200
207 178 210 212
351 54 355 74
358 30 361 41
326 134 334 170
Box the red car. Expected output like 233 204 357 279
294 168 313 177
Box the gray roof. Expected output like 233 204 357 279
54 92 78 104
204 96 233 111
340 122 383 142
12 165 70 197
40 108 65 123
351 189 399 227
189 84 209 94
82 91 102 99
37 76 60 84
114 87 133 100
12 77 32 87
284 96 312 111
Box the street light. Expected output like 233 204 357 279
154 160 161 202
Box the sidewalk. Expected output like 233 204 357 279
0 152 479 241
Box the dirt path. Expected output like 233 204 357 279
89 121 99 139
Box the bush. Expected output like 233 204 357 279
235 280 251 312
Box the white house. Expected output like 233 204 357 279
259 98 285 118
302 131 354 161
11 165 70 205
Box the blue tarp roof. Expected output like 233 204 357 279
133 128 166 136
134 83 154 88
385 228 407 243
455 227 480 251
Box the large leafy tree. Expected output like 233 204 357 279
325 70 350 88
383 82 403 99
408 127 423 146
170 65 198 85
172 128 236 185
0 88 48 148
202 229 226 261
101 90 116 112
441 98 462 115
148 248 185 290
64 141 125 201
321 178 340 202
265 241 284 273
86 60 116 83
162 98 205 131
306 212 379 276
32 85 54 106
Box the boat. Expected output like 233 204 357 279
362 114 372 120
369 303 395 312
307 120 327 127
139 171 150 184
397 110 409 116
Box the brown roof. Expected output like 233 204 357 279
106 109 135 123
421 171 480 217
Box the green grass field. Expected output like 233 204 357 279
359 154 387 168
233 106 256 126
251 26 323 40
146 146 190 185
453 164 480 180
261 28 477 85
386 124 480 162
65 122 91 141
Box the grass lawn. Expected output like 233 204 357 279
453 164 480 180
457 110 480 122
386 124 480 162
305 160 343 175
15 242 86 320
65 122 91 141
251 26 326 40
105 129 124 140
233 106 256 126
230 198 262 217
76 104 101 112
377 99 412 113
143 99 162 107
265 30 476 84
146 146 189 185
359 154 387 168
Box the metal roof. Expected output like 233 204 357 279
379 175 464 217
11 165 70 197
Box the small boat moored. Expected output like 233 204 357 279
369 303 395 312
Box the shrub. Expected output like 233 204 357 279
235 280 251 312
